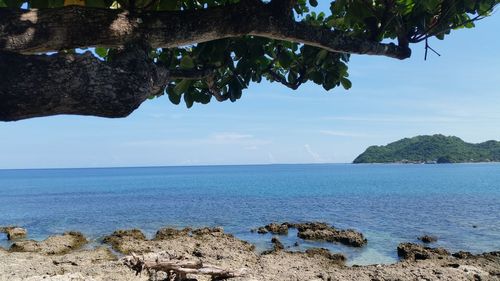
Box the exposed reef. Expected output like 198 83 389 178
253 222 367 247
0 227 498 281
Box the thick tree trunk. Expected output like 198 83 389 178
0 43 167 121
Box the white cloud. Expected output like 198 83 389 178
304 144 322 163
244 145 259 150
319 130 373 138
268 152 276 164
211 133 254 143
122 132 270 148
321 115 460 123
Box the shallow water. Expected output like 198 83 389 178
0 164 499 265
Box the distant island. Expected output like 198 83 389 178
353 134 500 164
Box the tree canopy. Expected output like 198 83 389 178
0 0 498 121
353 134 500 163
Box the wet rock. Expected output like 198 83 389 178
7 227 27 240
297 228 367 247
453 251 474 259
293 222 330 232
397 243 449 261
262 237 284 255
271 237 284 251
10 231 87 255
104 229 145 241
255 221 367 247
103 229 145 254
1 226 500 281
418 235 437 243
305 248 346 265
154 227 191 240
0 226 27 240
192 226 224 236
254 223 289 235
255 227 268 234
479 251 500 259
266 223 289 235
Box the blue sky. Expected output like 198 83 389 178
1 8 499 169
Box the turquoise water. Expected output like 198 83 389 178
0 164 499 265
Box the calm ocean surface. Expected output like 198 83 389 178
0 164 499 265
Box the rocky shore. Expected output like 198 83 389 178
0 225 499 281
252 222 367 247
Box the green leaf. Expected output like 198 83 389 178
195 91 211 104
180 56 195 69
340 77 352 90
174 79 192 95
168 92 181 105
464 21 475 28
421 0 440 12
184 92 194 108
29 0 48 8
228 78 243 102
0 0 24 7
278 51 293 68
287 71 298 84
315 50 328 65
158 0 180 10
29 0 63 8
85 0 112 8
310 71 324 84
49 0 63 8
94 47 108 59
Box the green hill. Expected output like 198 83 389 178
353 135 500 164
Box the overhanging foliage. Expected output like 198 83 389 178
0 0 498 120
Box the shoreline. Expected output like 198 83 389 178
2 161 500 171
1 225 499 281
1 222 495 266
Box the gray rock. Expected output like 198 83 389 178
397 243 449 261
418 235 437 243
155 227 191 240
10 231 86 255
297 227 367 247
305 247 346 265
1 226 27 240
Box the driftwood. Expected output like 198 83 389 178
122 252 249 281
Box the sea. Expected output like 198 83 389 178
0 163 499 265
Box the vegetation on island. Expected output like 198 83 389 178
353 135 500 164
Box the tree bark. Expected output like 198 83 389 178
121 252 249 281
0 43 168 121
0 2 410 59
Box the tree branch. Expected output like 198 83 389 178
269 0 297 19
0 3 411 59
0 43 168 121
265 46 306 90
0 1 413 121
266 69 301 90
122 252 249 280
168 68 214 80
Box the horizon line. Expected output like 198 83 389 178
0 162 353 171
